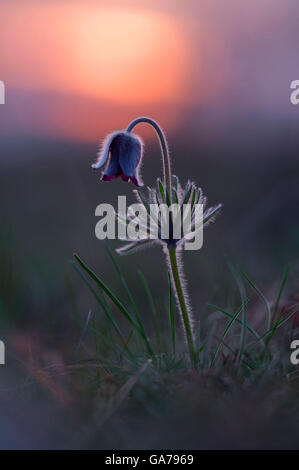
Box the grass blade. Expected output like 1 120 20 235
73 253 154 357
75 309 93 356
239 268 271 330
210 301 246 368
271 264 290 326
208 300 262 342
106 246 147 335
138 270 161 352
226 258 248 371
71 260 134 362
265 303 299 347
247 304 299 351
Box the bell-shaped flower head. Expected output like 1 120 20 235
92 131 143 187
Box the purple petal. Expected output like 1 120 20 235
102 148 122 180
120 174 129 182
92 130 123 170
130 176 142 187
102 173 120 182
118 133 143 177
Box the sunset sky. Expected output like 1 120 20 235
1 0 298 142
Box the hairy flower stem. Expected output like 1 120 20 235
126 117 172 203
127 117 196 366
167 246 197 367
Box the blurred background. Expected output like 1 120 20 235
1 0 299 449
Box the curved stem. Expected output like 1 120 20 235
127 117 196 367
126 117 172 203
167 246 196 367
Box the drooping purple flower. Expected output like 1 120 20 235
92 131 143 187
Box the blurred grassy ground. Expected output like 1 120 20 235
0 123 299 448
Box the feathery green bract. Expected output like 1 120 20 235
190 187 197 213
182 182 193 206
116 239 154 256
135 189 151 216
157 178 166 203
173 188 179 204
173 175 179 192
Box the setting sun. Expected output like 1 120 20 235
2 4 188 104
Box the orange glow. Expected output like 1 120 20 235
2 4 188 105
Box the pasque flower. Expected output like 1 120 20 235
92 116 222 368
92 131 143 187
